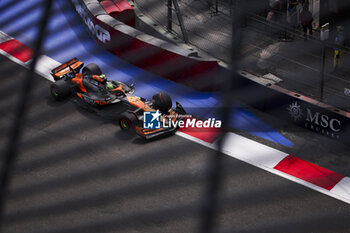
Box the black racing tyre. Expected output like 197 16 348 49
152 92 172 113
82 63 102 76
118 111 138 133
50 80 71 101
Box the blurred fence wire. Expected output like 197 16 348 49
1 1 350 233
135 0 350 111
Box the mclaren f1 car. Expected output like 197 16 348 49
49 58 186 139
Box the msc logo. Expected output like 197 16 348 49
143 110 161 129
287 101 303 121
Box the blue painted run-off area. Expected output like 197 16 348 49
0 0 293 147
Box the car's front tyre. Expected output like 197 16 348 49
152 92 172 114
118 111 138 134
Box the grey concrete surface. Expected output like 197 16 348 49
133 0 350 112
1 54 350 233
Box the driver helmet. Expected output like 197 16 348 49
100 74 106 80
106 82 114 90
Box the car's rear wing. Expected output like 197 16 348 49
51 57 84 81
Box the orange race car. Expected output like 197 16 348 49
49 58 186 139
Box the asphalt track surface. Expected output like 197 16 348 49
1 53 350 233
0 0 349 178
1 0 350 232
0 0 294 147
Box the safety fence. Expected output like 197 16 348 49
73 0 218 91
133 0 350 113
1 1 350 233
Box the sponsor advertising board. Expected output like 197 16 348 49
287 101 342 139
72 0 111 44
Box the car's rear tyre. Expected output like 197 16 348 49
82 63 102 76
50 80 71 101
152 92 172 113
118 111 138 133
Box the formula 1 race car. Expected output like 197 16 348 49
49 58 186 139
117 94 186 139
50 57 135 105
